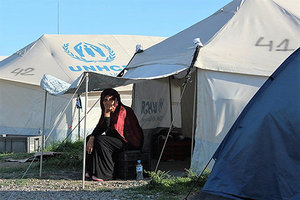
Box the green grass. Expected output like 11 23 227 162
0 152 38 175
0 140 83 176
122 169 209 199
43 139 83 170
0 152 35 161
0 164 34 174
148 169 208 195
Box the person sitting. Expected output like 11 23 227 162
85 88 143 181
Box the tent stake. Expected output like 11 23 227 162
40 91 48 177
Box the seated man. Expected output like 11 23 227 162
85 88 143 181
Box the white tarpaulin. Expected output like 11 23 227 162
132 78 181 129
133 79 171 128
0 34 165 142
120 0 300 173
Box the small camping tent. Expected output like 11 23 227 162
196 46 300 200
119 0 300 173
0 34 165 143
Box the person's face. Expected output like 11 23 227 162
103 95 115 111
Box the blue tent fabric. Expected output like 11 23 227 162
199 47 300 200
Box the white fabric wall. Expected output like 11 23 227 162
191 69 267 173
132 78 181 129
0 79 76 142
0 80 133 144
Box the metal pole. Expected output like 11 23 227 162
168 77 173 125
78 94 81 140
191 71 197 166
40 91 48 177
82 73 89 189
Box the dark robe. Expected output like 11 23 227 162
86 90 143 180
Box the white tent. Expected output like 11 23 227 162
0 34 165 143
120 0 300 173
0 56 7 61
198 46 300 200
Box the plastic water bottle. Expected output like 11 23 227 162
136 159 143 181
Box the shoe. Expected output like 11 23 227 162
92 176 104 182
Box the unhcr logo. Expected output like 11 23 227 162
63 42 116 62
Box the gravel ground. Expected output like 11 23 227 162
0 178 158 200
0 158 191 199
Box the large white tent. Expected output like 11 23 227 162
0 34 165 143
198 46 300 200
39 0 300 174
119 0 300 173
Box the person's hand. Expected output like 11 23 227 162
86 136 94 154
103 95 116 117
104 103 115 113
